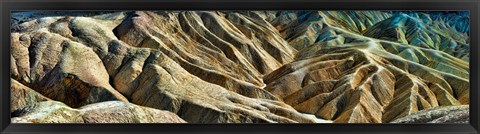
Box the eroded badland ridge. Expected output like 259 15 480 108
10 11 469 123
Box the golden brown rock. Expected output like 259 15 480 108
129 51 316 123
33 40 128 107
263 33 467 123
10 79 50 112
10 11 469 123
261 11 469 123
11 101 187 123
10 11 320 123
80 101 187 123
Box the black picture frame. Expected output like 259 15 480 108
1 0 479 134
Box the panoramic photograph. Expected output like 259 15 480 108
10 11 469 123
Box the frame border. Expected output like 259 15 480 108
1 0 479 134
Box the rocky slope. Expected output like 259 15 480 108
10 11 469 123
11 101 187 123
391 105 469 123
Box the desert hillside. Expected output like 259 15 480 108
10 11 469 123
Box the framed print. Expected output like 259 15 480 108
1 0 479 134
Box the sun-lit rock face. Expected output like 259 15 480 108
263 11 469 123
10 79 50 112
11 101 187 123
391 105 469 123
11 30 129 108
263 38 468 123
10 11 469 123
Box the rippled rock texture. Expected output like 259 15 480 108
10 11 469 123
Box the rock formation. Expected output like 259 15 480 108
11 101 187 123
262 11 469 123
10 79 50 112
10 11 469 123
391 105 469 123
